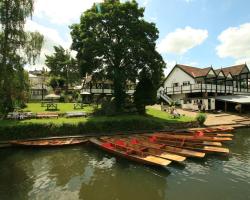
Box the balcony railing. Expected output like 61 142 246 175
81 88 135 94
163 83 250 95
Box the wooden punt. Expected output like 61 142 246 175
166 131 234 138
147 134 223 147
153 133 232 142
104 137 186 163
154 138 230 155
10 138 87 147
135 136 205 158
190 127 234 133
89 138 171 167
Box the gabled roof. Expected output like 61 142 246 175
177 64 213 78
214 69 226 78
221 64 249 76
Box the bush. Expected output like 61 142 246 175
196 113 207 126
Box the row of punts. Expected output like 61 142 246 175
9 126 234 168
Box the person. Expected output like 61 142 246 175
235 104 241 112
198 101 202 111
172 109 180 118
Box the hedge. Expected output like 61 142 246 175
0 117 165 141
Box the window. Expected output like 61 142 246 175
173 83 179 87
183 81 190 86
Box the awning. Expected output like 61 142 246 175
215 95 250 104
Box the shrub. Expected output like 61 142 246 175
196 113 207 126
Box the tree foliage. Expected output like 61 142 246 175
70 0 165 111
0 0 44 114
45 46 80 90
134 71 157 114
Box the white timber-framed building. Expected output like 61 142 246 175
159 64 250 112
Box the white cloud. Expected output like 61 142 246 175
25 20 69 47
216 23 250 66
34 0 103 25
25 20 72 70
157 26 208 55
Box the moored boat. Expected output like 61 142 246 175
89 138 172 167
10 138 87 147
153 133 232 142
134 136 206 158
103 137 186 163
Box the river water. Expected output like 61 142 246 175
0 128 249 200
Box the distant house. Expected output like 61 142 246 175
159 64 250 112
29 72 49 100
81 75 136 96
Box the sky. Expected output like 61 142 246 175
26 0 250 76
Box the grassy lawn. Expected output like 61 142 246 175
146 107 194 123
22 103 96 114
0 104 195 126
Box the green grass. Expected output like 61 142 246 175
22 103 96 114
0 106 194 126
146 107 194 123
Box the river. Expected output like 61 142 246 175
0 128 249 200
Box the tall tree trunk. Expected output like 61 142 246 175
113 68 126 112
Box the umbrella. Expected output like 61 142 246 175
45 94 60 99
80 91 91 95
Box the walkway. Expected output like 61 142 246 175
150 105 250 127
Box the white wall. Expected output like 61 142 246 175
164 67 195 88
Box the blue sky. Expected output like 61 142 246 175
26 0 250 75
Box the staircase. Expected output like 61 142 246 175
160 93 174 105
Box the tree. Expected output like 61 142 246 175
0 0 44 114
45 46 80 91
134 71 157 114
70 0 165 112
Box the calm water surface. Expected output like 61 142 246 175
0 128 250 200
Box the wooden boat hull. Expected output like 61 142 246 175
10 138 87 147
154 139 229 154
153 133 232 142
134 137 205 158
89 138 171 167
164 131 234 138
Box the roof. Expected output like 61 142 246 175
215 95 250 104
221 64 248 76
177 64 212 78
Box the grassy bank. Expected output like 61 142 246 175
0 104 195 141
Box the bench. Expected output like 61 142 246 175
65 111 87 118
36 112 59 119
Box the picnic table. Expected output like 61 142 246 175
73 103 84 110
46 103 58 111
41 100 52 107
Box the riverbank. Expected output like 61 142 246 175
0 104 195 141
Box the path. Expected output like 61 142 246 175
150 105 250 127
